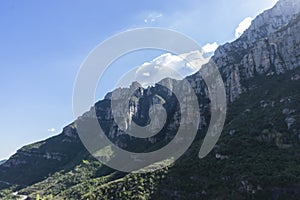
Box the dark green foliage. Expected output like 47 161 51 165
0 67 299 199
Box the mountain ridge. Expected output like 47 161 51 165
1 0 299 185
1 0 300 199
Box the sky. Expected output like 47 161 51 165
0 0 278 160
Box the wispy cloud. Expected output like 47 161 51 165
235 17 253 38
144 12 163 24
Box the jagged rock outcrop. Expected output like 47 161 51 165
214 0 300 101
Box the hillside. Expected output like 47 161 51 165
0 0 300 199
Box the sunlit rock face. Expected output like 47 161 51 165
214 0 300 102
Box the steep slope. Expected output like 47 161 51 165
11 65 300 200
0 0 300 199
213 0 300 101
149 66 300 200
0 125 87 186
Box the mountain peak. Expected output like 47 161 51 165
241 0 300 43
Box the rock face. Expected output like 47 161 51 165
214 0 300 101
0 0 300 186
0 125 84 185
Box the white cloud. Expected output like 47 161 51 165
146 51 208 75
47 128 56 133
202 42 219 53
115 50 210 88
235 17 253 38
144 12 163 23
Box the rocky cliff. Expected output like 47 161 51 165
213 0 300 101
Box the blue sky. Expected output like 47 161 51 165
0 0 278 160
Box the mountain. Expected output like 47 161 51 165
214 0 300 102
1 0 300 199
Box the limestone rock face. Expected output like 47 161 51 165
213 0 300 101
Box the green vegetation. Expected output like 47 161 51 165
0 67 298 199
